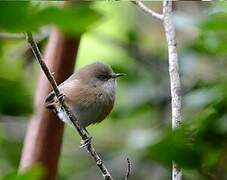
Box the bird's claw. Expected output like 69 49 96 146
45 102 56 109
80 136 92 148
58 93 65 102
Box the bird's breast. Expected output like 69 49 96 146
56 77 117 128
66 81 116 128
100 80 116 103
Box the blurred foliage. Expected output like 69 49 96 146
191 12 227 56
0 78 32 116
146 94 227 170
0 2 101 36
0 49 32 116
3 165 44 180
0 130 22 169
0 1 227 180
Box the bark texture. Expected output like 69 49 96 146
163 1 182 179
133 1 183 179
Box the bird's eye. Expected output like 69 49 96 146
97 74 109 81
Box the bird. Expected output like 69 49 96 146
45 62 125 131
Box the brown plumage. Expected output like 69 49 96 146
45 62 124 128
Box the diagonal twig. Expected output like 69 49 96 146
132 0 164 21
25 32 114 180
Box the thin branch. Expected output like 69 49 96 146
25 32 114 180
132 0 164 21
162 1 182 180
125 158 131 180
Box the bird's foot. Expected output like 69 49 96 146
80 136 92 148
58 93 65 102
45 101 56 109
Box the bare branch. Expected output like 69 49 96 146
162 1 182 180
25 32 114 180
132 0 164 21
125 158 131 180
133 0 183 179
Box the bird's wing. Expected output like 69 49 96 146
45 73 79 108
58 79 82 104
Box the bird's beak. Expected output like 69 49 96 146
112 73 126 78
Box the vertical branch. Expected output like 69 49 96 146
133 1 183 179
163 1 182 180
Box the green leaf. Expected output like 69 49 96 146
144 95 227 171
191 12 227 56
201 12 227 32
0 135 22 168
3 165 44 180
0 2 102 35
0 58 33 116
0 78 32 116
145 128 202 169
0 2 31 32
